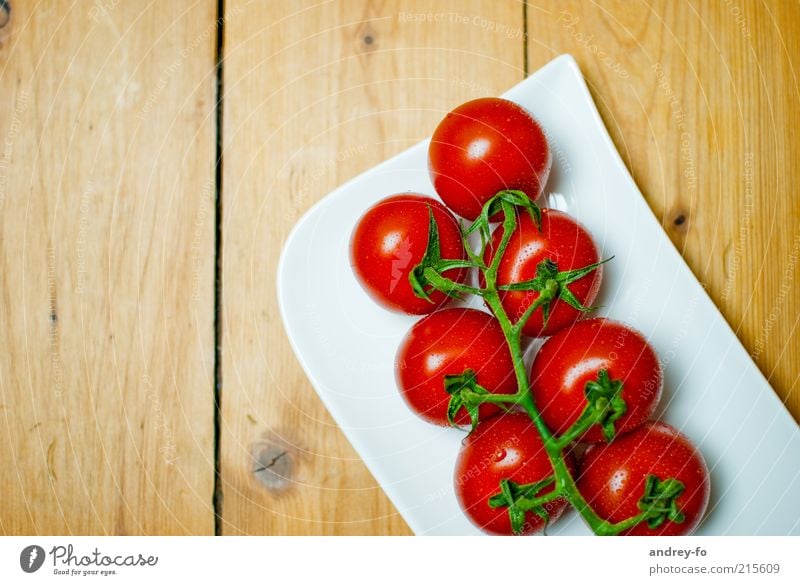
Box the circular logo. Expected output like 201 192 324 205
20 545 45 573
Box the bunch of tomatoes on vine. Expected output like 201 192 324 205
350 97 710 536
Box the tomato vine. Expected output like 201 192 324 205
411 190 686 536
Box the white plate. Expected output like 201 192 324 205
277 55 800 535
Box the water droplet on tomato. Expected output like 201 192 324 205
424 352 446 373
467 138 490 159
381 231 402 254
609 469 628 494
495 446 521 469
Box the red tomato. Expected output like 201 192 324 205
530 318 662 443
395 308 516 426
483 209 602 337
577 421 710 535
455 412 571 535
428 98 551 220
350 194 467 314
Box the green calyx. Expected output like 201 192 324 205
444 369 520 431
408 206 478 302
466 189 542 252
554 369 627 448
444 369 489 431
499 256 612 331
584 369 627 442
637 475 686 529
488 477 559 535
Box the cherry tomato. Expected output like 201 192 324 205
577 421 710 535
455 412 571 535
428 97 552 220
395 308 516 426
350 194 467 314
483 209 602 337
530 318 662 443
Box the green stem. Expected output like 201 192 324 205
600 512 648 535
515 398 632 535
485 202 516 289
510 279 558 337
554 412 597 450
422 267 483 297
469 392 522 405
516 488 563 512
484 291 554 442
415 190 651 536
483 279 631 534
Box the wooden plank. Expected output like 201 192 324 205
0 1 217 534
220 0 525 534
525 0 800 422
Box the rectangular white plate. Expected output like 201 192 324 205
277 55 800 535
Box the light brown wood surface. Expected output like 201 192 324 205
1 0 797 536
0 2 217 534
219 0 523 536
220 0 799 535
525 0 800 426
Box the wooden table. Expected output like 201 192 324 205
1 1 797 536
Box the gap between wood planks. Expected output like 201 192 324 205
523 0 529 76
206 0 531 536
213 0 225 536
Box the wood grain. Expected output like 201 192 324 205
1 0 797 537
525 0 800 422
0 1 217 534
219 0 525 534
